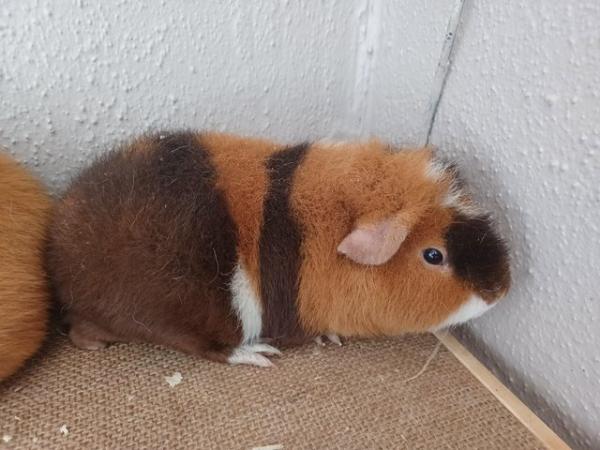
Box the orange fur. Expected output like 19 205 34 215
292 141 470 336
200 133 281 298
0 152 52 381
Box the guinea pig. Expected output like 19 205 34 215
47 131 510 367
0 151 52 381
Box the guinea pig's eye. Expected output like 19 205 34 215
423 248 444 265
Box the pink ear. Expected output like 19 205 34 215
337 217 409 266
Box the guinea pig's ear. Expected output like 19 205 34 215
337 215 411 266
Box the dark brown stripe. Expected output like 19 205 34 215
148 132 239 298
49 130 242 355
142 132 241 351
445 213 510 302
259 143 309 341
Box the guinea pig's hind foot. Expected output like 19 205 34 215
314 333 343 346
68 320 116 351
227 343 282 368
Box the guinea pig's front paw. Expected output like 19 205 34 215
227 343 282 368
314 333 343 347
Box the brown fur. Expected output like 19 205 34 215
0 152 52 381
259 144 309 341
47 132 242 362
445 214 510 301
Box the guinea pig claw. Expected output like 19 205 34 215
314 334 343 346
326 333 343 346
227 343 281 368
246 343 282 356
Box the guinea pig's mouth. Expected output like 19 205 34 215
430 294 496 332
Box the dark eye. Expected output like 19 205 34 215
423 248 444 265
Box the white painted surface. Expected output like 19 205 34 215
0 0 359 189
2 0 598 447
230 264 262 344
367 0 456 146
429 2 600 448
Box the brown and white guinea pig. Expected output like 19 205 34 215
47 131 510 367
0 152 52 381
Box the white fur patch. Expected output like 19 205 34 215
456 202 484 217
443 183 483 217
425 158 448 182
426 158 465 209
430 295 494 331
425 157 481 217
442 177 462 207
227 343 281 367
230 264 262 344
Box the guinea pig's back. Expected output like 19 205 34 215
0 152 52 381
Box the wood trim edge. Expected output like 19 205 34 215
434 331 571 450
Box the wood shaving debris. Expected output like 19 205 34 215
126 394 135 401
403 341 442 383
32 437 39 443
2 435 12 443
251 445 283 450
14 416 22 422
165 371 182 387
13 386 23 393
59 424 69 436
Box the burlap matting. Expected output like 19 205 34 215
0 333 542 449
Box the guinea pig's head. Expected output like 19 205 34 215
334 148 510 334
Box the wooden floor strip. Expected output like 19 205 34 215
434 331 571 450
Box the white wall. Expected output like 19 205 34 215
1 1 598 448
1 0 362 189
368 0 458 146
428 2 600 448
339 0 457 146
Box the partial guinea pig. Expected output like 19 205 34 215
47 131 510 367
0 151 52 381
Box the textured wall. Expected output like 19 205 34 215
429 2 600 448
335 0 455 145
368 0 456 146
1 0 361 189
